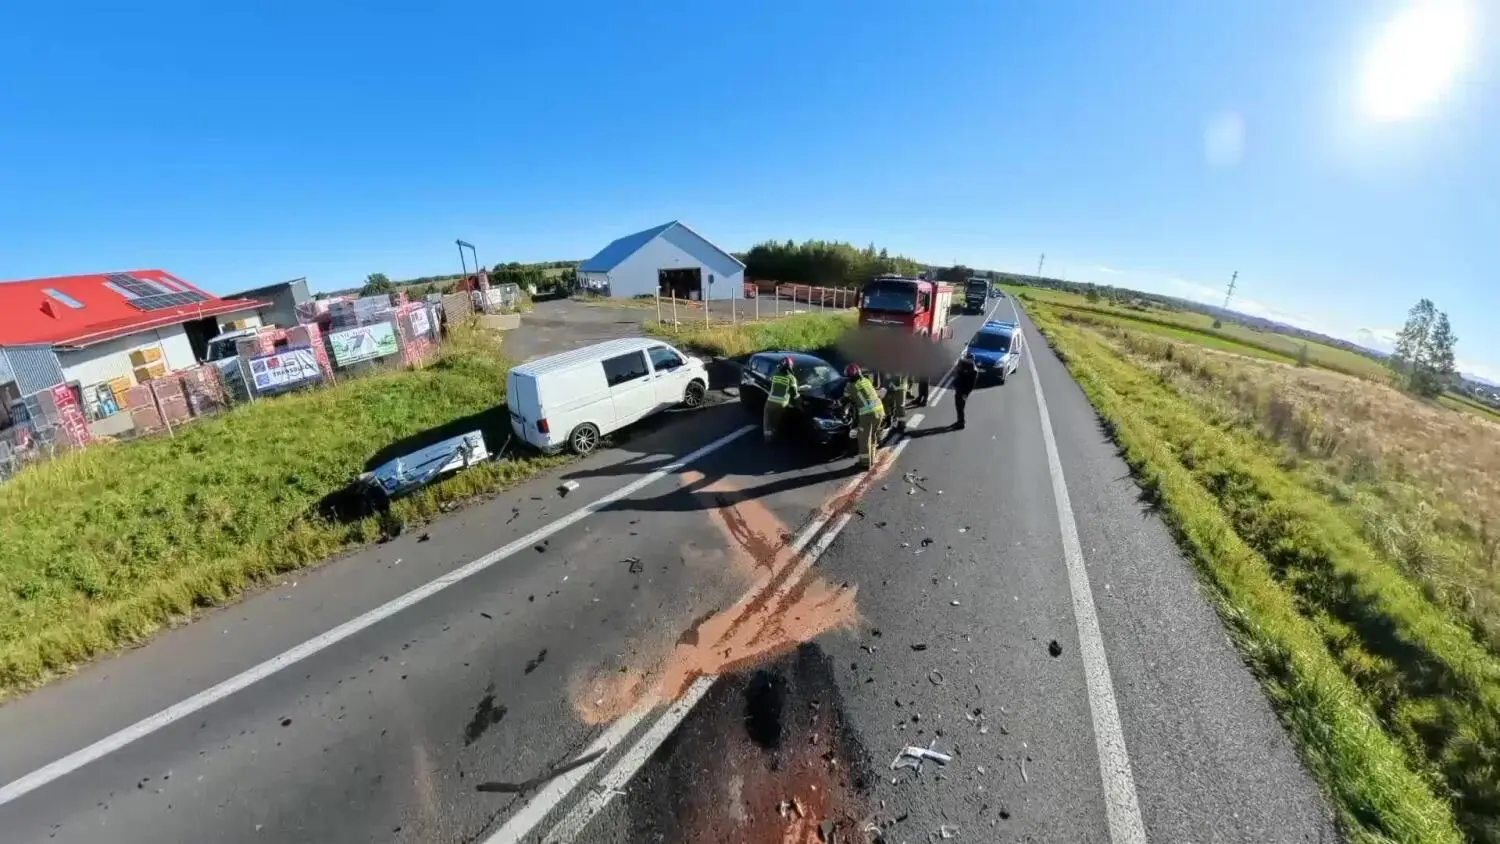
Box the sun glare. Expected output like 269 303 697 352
1360 0 1473 121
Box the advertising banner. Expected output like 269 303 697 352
248 346 323 395
328 322 399 366
410 307 432 338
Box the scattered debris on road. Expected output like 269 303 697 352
1047 640 1063 658
910 643 928 651
534 540 549 553
417 532 431 542
928 670 945 686
939 823 960 838
920 537 934 548
558 480 580 496
623 556 644 573
524 649 548 674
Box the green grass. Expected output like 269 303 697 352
1439 391 1500 424
0 330 570 699
1027 303 1500 843
1004 284 1392 381
646 311 857 358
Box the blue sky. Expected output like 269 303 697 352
2 1 1497 375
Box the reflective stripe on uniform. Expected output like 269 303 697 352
768 373 795 406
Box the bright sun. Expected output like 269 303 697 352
1360 0 1474 121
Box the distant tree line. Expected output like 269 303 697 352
739 239 925 288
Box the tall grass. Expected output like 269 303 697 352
647 311 857 358
0 329 568 698
1029 304 1498 843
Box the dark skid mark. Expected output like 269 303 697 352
462 684 509 746
475 749 606 794
524 649 548 675
743 670 787 750
623 643 875 843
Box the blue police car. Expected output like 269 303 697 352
968 320 1023 384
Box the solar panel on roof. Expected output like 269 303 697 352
104 273 209 310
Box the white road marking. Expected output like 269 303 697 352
539 676 718 844
1020 307 1148 844
523 415 928 844
0 423 757 809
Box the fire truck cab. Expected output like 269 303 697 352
857 275 956 341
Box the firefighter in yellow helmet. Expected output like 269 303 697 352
843 363 885 469
763 356 799 443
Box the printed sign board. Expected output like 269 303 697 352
328 322 399 366
248 346 323 395
410 307 432 338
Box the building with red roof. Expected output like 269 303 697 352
0 270 265 426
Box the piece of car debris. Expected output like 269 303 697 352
558 480 580 496
890 743 951 771
1048 640 1063 658
939 824 959 839
910 643 928 651
624 557 643 573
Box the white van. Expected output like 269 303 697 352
506 338 709 455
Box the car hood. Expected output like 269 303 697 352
970 348 1009 363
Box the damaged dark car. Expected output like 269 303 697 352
739 351 891 453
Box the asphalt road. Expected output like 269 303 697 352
0 299 1339 844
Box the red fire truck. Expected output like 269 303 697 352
857 275 956 341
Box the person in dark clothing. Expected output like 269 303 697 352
952 352 978 429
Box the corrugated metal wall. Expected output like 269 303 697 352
0 346 66 394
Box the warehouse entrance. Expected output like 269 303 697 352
658 267 703 300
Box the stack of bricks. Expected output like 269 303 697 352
393 302 440 368
178 365 228 417
47 385 94 449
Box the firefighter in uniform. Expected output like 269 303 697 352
844 363 885 469
763 356 798 443
884 370 909 432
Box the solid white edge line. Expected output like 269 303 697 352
0 423 758 809
1020 306 1148 844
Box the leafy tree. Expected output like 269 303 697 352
1390 298 1458 397
1084 284 1101 303
1296 343 1309 367
360 273 395 296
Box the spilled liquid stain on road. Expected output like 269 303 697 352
621 645 875 843
570 468 868 724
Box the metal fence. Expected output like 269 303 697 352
653 283 858 327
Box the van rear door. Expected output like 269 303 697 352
507 370 541 444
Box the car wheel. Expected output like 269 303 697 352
683 379 707 408
568 423 601 456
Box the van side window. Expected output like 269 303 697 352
648 346 684 372
603 351 650 386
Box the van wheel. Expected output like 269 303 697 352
568 423 601 456
683 380 707 408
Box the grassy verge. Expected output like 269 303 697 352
1027 303 1500 843
0 328 569 699
1006 284 1392 381
646 311 857 358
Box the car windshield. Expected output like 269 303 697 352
972 332 1011 352
795 362 838 388
862 282 917 313
967 281 988 292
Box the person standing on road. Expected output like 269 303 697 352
883 370 909 432
763 357 799 443
952 351 978 430
844 363 885 469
